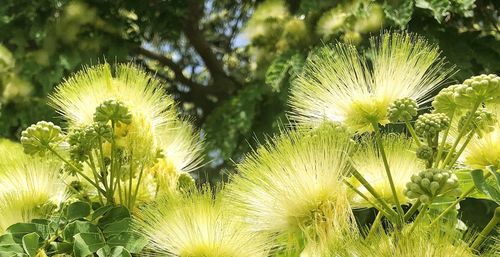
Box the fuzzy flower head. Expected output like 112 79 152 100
339 226 477 257
290 32 452 132
0 156 66 232
135 190 270 257
224 127 355 252
50 63 177 159
350 134 424 207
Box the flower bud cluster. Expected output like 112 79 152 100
462 74 500 103
404 168 460 204
93 100 132 125
387 97 418 123
432 84 469 115
20 121 64 156
415 113 450 138
458 108 497 137
416 145 433 160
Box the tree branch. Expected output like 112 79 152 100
135 47 204 89
183 0 240 93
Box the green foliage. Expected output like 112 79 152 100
471 167 500 204
0 202 146 257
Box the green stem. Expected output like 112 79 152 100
408 203 429 234
349 169 399 220
471 207 500 250
434 111 455 168
109 121 116 200
404 119 421 147
48 147 106 195
372 122 405 224
440 101 481 169
131 163 145 210
430 172 492 226
127 153 134 209
404 199 421 222
366 211 384 240
343 179 396 222
96 138 108 187
445 131 475 169
85 158 104 204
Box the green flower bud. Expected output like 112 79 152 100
462 74 500 104
415 113 450 138
387 97 418 123
430 181 440 195
416 145 433 160
419 195 430 204
404 168 461 202
458 108 497 137
20 121 64 156
411 175 422 183
93 100 132 125
432 84 469 116
421 178 430 187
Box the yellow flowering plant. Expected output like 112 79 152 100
1 31 499 257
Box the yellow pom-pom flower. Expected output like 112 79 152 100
135 190 271 257
50 63 177 159
290 32 453 132
0 156 66 232
223 128 356 253
350 134 424 207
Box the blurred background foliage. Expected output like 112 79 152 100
0 0 499 184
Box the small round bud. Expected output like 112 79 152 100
411 175 422 183
421 178 430 188
419 195 430 204
430 181 440 195
20 121 64 156
387 97 418 123
415 113 450 138
416 145 433 160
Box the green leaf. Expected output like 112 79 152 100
91 205 113 221
49 242 72 254
415 0 451 22
21 233 39 257
0 252 26 257
96 246 131 257
6 224 48 244
106 232 148 254
102 219 131 238
97 207 130 227
73 233 106 257
471 169 500 204
383 0 414 27
0 234 23 253
63 221 100 242
265 52 294 92
66 201 91 220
